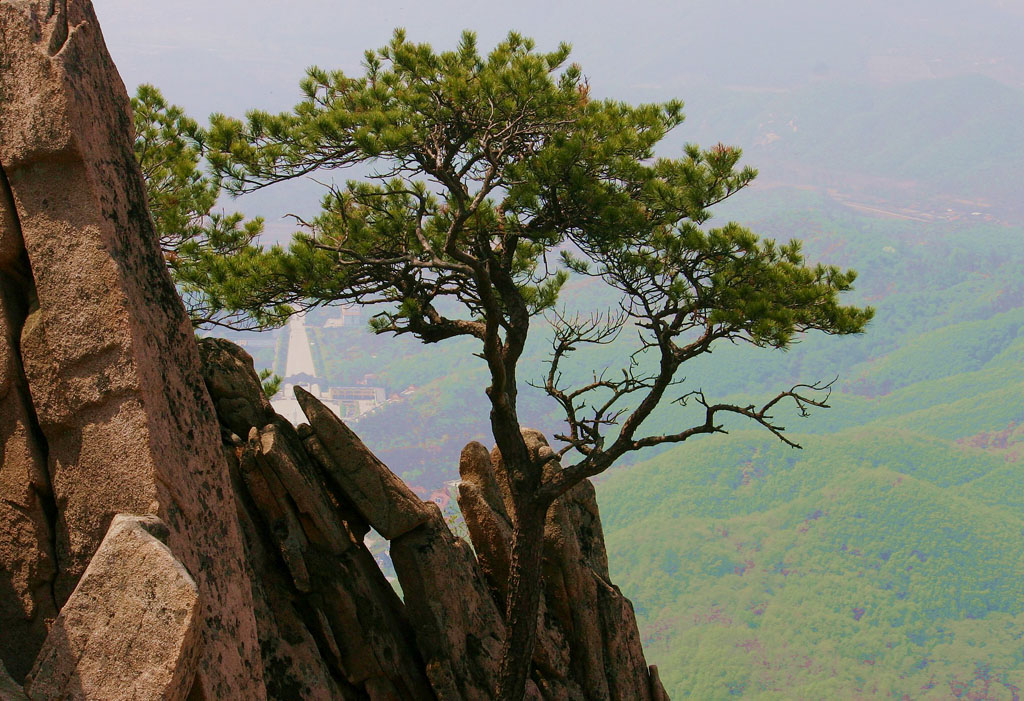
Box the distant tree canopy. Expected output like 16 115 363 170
149 30 872 698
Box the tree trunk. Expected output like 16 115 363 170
497 502 548 700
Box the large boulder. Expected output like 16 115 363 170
196 338 274 438
237 420 435 699
0 1 263 694
24 515 202 700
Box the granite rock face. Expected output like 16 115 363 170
458 432 667 700
197 341 434 699
0 0 261 695
197 343 668 699
0 0 666 698
294 385 433 539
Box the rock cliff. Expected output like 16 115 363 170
0 1 668 698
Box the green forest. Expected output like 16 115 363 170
595 189 1024 698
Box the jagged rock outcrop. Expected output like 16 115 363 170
0 255 54 683
24 515 202 700
200 340 667 700
294 385 434 539
458 433 670 700
0 0 667 698
0 0 261 695
390 505 506 699
202 340 435 699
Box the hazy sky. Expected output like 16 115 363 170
88 0 1024 224
92 0 1024 119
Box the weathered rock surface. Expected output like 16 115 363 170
649 666 670 700
458 429 665 700
200 343 434 699
198 337 274 438
23 515 201 700
0 270 56 683
224 442 348 700
0 2 666 698
391 504 506 699
0 0 262 694
295 386 433 539
457 441 514 602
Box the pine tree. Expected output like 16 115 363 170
205 31 873 698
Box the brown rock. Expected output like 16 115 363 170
485 428 555 521
304 543 435 699
457 438 581 698
295 386 431 539
542 478 609 700
457 441 513 602
0 2 263 694
197 337 273 438
649 665 670 701
255 419 354 555
565 479 610 580
226 443 354 700
0 285 56 682
474 431 666 700
24 515 202 701
238 429 315 593
593 573 654 700
301 429 371 540
0 169 22 269
219 386 431 697
391 503 506 700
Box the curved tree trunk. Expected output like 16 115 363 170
497 503 548 700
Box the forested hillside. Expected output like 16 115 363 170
301 183 1024 697
593 189 1024 698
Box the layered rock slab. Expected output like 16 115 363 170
0 1 262 694
295 386 432 539
0 254 55 682
24 515 201 700
391 504 506 699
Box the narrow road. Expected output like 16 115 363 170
284 313 316 378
